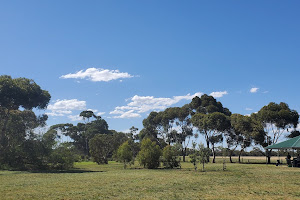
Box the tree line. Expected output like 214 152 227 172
0 75 299 171
139 94 299 164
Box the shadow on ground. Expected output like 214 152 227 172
29 169 105 174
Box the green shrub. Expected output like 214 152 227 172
137 138 162 169
48 143 76 170
117 141 133 169
162 145 181 169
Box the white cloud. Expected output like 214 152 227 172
110 92 202 118
112 110 142 119
45 112 64 117
46 99 86 117
68 115 84 121
48 99 86 111
60 68 134 82
245 108 253 111
86 109 106 116
87 109 98 113
97 112 106 116
209 91 228 98
250 87 259 93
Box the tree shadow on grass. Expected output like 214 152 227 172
29 168 105 174
128 167 182 170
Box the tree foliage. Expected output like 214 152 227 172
137 138 162 169
117 141 133 169
141 105 193 162
287 130 300 138
89 134 114 164
256 102 299 163
0 76 54 170
225 114 264 163
198 143 211 171
192 112 231 163
48 114 110 157
161 145 181 169
0 75 51 110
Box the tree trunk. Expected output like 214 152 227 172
266 150 271 164
212 144 216 163
206 136 210 162
238 149 244 163
229 150 233 163
206 139 210 149
182 148 186 162
85 137 89 156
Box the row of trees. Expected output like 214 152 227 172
139 95 299 164
0 75 139 170
0 75 299 170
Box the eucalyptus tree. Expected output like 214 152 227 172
227 114 265 163
141 110 175 145
140 111 160 140
80 110 96 155
171 105 193 162
47 123 86 155
0 75 50 143
128 126 138 140
141 105 193 162
190 95 231 147
190 95 231 116
192 112 231 163
48 112 110 157
256 102 299 163
0 75 51 169
287 130 300 138
89 134 114 164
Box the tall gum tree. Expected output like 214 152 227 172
190 95 231 162
173 105 193 162
227 114 265 163
256 102 299 164
192 112 231 163
0 75 50 169
0 76 50 138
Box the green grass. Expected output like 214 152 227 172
0 158 299 200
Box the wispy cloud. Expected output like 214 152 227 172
46 99 87 116
97 112 106 116
110 92 202 119
112 110 142 119
209 91 228 98
250 87 259 93
245 108 253 111
60 68 135 82
68 115 84 121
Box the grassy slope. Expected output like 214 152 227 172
0 158 299 200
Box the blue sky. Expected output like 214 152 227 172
1 1 300 134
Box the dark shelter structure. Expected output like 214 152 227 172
265 135 300 167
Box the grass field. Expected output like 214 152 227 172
0 157 299 200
